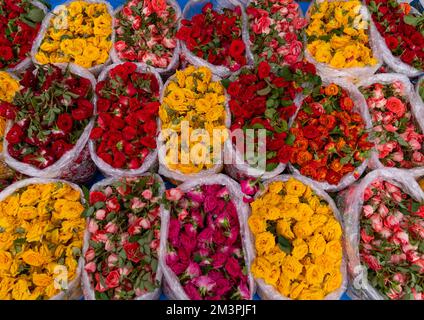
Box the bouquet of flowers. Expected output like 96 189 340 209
176 0 252 77
82 174 164 300
0 64 97 183
358 74 424 171
0 178 86 300
246 0 307 67
343 168 424 300
223 61 321 181
89 62 162 177
305 0 381 79
366 0 424 77
249 176 346 300
282 80 373 192
159 174 255 300
112 0 181 74
0 0 48 71
33 0 114 73
158 66 229 184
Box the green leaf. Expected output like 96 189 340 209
94 202 105 210
266 162 279 172
340 156 351 165
27 8 45 23
280 100 294 107
257 86 272 96
251 123 265 129
82 206 94 218
221 79 230 89
265 108 276 120
277 235 292 254
266 99 275 108
411 202 421 213
285 133 295 146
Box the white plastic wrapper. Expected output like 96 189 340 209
340 168 424 300
31 0 115 75
288 76 372 192
0 177 86 300
158 173 256 300
417 75 424 104
304 0 383 81
6 1 49 74
357 73 424 175
181 0 253 78
158 72 231 184
3 63 97 184
252 174 348 300
111 0 181 76
89 62 163 178
82 174 165 300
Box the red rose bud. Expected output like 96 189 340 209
90 191 107 205
229 39 245 59
257 61 271 79
122 126 137 141
57 113 73 133
6 124 24 144
0 102 17 120
90 127 104 140
128 158 141 169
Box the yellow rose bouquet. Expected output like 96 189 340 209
249 176 346 300
158 66 230 184
33 0 114 72
305 0 382 78
0 178 86 300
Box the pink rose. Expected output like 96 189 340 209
186 188 205 203
289 40 303 57
170 262 188 276
105 270 120 289
132 15 141 30
204 195 219 213
103 186 113 197
240 179 257 196
406 250 420 263
384 124 398 132
378 204 389 217
142 189 153 200
370 214 383 232
178 208 189 221
252 16 271 35
362 205 374 218
166 251 179 266
85 248 95 262
361 254 382 271
392 231 409 245
237 282 250 300
283 54 298 65
185 262 201 279
92 230 108 243
180 232 196 253
165 188 184 201
107 253 119 268
390 253 406 264
104 222 118 234
150 239 160 250
379 227 392 239
409 139 422 151
360 229 374 243
391 151 404 162
88 219 98 233
84 262 96 273
412 151 424 164
95 209 107 220
168 218 181 246
130 197 145 210
411 288 423 300
105 239 115 251
106 197 120 211
215 277 232 296
193 275 216 293
183 283 202 300
392 272 406 285
293 17 307 30
211 252 228 269
387 285 403 300
409 222 424 238
392 191 403 202
114 40 127 52
162 37 177 49
225 257 242 278
386 97 406 117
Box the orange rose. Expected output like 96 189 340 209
336 139 346 152
330 159 343 172
324 84 339 96
399 3 411 14
296 151 313 166
293 138 308 151
314 167 328 181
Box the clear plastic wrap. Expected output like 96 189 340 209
111 0 181 76
6 1 49 74
340 168 424 300
30 0 115 75
181 0 253 78
288 76 372 192
304 0 383 81
0 177 86 300
158 72 231 184
158 173 256 299
3 63 97 184
416 75 424 104
81 173 165 300
89 62 163 178
357 73 424 175
252 174 348 300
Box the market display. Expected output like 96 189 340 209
0 0 423 301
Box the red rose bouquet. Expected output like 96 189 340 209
113 0 180 73
283 81 373 191
358 74 424 170
89 62 162 176
176 0 251 77
246 0 307 67
0 64 96 183
224 60 321 180
367 0 424 76
343 169 424 300
0 0 47 70
82 174 164 300
160 174 255 300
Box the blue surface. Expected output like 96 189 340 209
46 0 350 300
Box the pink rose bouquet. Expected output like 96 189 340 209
82 174 164 300
113 0 180 72
246 0 307 66
359 75 424 170
160 175 255 300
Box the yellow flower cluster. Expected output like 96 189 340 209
306 0 377 68
0 182 85 300
159 66 228 174
35 1 112 68
249 178 344 300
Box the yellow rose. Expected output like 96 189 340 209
323 269 343 294
297 203 314 221
251 256 271 280
321 218 342 242
310 214 328 230
285 178 306 197
264 246 286 266
0 72 20 103
35 52 50 64
308 233 327 257
255 232 275 256
291 239 308 260
83 45 101 62
315 254 337 274
33 273 53 287
20 188 40 206
22 250 45 267
0 277 14 300
282 255 303 280
264 263 280 286
325 240 343 261
289 281 307 299
26 223 47 243
298 288 325 300
283 195 299 205
0 250 12 270
276 219 295 240
293 220 314 239
18 206 38 221
268 181 284 195
11 279 31 300
278 274 292 297
305 264 325 286
248 215 267 235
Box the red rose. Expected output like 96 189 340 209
385 36 399 50
72 99 93 120
202 2 213 13
123 241 142 263
144 120 157 135
229 39 245 59
99 152 113 165
227 82 241 97
57 113 73 133
0 46 13 60
6 124 24 144
272 77 290 88
386 97 406 117
280 105 297 119
97 98 111 112
122 126 137 141
90 191 107 205
113 150 127 168
378 5 389 14
400 50 416 64
257 61 271 79
105 270 120 289
340 97 354 112
140 136 156 149
144 101 160 115
0 102 17 120
277 144 293 164
90 127 104 140
303 125 320 139
51 140 72 158
326 169 342 185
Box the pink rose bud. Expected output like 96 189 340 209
142 189 153 200
130 197 146 210
84 262 96 273
85 248 95 262
107 253 119 268
105 222 119 234
88 219 98 233
95 209 107 220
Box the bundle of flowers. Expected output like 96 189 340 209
0 0 47 70
160 174 255 300
0 178 85 300
176 0 251 77
0 64 97 183
113 0 180 73
89 62 162 177
224 61 321 180
358 74 424 171
366 0 424 76
158 66 229 183
343 169 424 300
82 174 164 300
246 0 307 67
33 0 113 72
305 0 381 78
281 81 373 191
249 176 346 300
